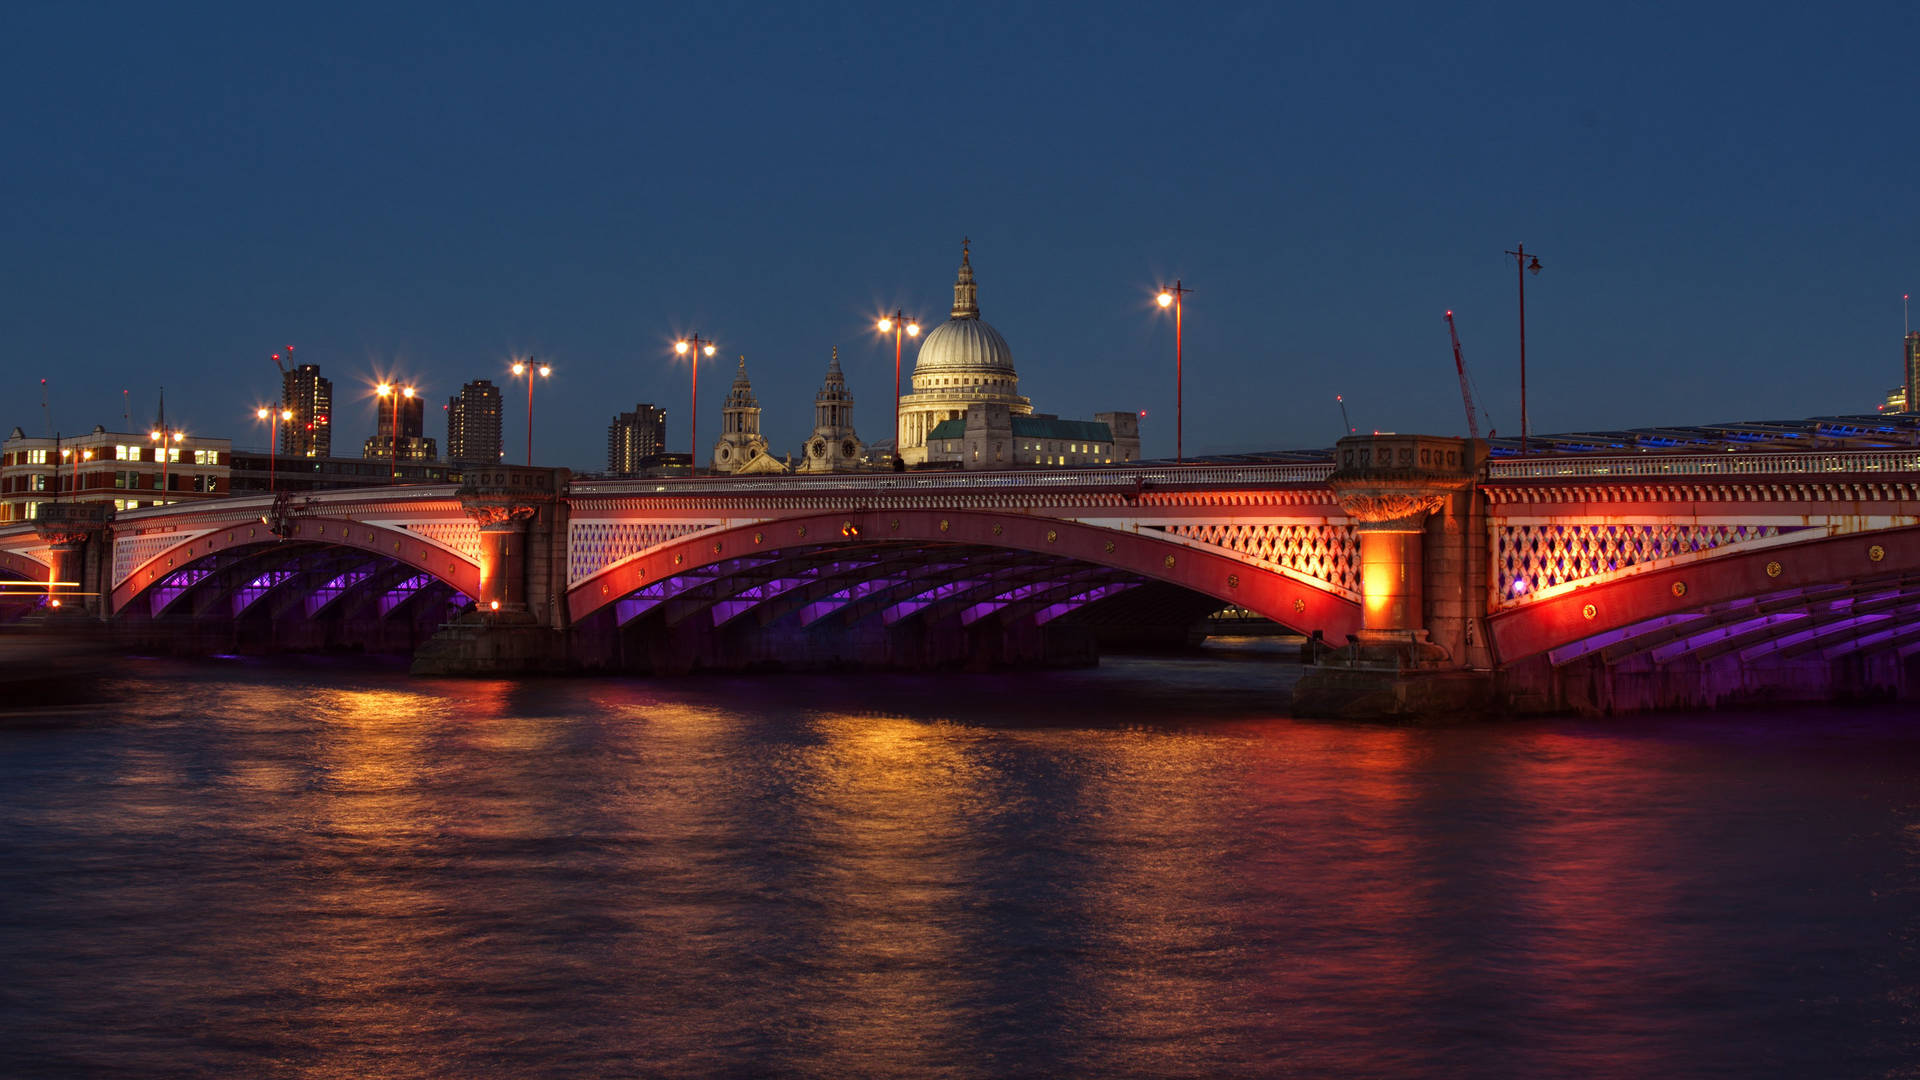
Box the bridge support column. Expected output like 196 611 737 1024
412 467 575 675
1294 434 1493 718
32 503 111 620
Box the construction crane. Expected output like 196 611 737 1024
1334 394 1354 439
1444 310 1480 439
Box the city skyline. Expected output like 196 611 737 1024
4 4 1917 470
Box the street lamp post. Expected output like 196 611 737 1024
675 333 717 475
376 383 416 484
148 428 179 503
59 445 91 498
1505 244 1544 458
510 359 551 466
255 407 292 492
1156 280 1193 463
876 311 921 467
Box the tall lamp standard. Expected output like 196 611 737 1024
1505 244 1543 458
510 359 551 466
256 406 293 491
148 428 180 504
1156 280 1193 463
375 383 416 484
875 311 921 467
674 333 717 475
59 445 92 498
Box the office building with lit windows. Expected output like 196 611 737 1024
361 391 437 463
0 426 231 524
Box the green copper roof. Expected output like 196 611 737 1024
926 417 1113 442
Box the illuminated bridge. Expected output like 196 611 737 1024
8 431 1920 714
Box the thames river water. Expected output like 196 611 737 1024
2 641 1917 1078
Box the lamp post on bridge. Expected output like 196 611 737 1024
376 383 416 485
510 358 550 466
1505 244 1543 459
59 444 92 499
876 310 920 468
1156 280 1192 463
675 333 716 476
148 427 181 504
255 406 292 492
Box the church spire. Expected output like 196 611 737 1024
951 236 978 319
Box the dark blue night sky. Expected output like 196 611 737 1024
4 2 1915 467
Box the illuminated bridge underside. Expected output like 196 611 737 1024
111 515 481 615
568 510 1363 639
116 540 469 628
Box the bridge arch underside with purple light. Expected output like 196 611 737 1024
566 511 1361 674
111 537 478 655
1490 525 1920 712
0 549 50 620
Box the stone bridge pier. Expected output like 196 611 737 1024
31 503 112 619
1295 434 1495 717
411 467 572 674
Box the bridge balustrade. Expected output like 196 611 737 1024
570 462 1336 496
1485 449 1920 480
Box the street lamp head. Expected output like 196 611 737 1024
150 429 162 442
675 341 689 355
511 361 526 376
703 344 715 357
906 323 920 337
376 383 393 397
877 317 893 333
402 386 415 399
538 364 551 378
280 409 293 421
257 408 270 420
1157 291 1174 308
1528 257 1543 275
60 448 71 459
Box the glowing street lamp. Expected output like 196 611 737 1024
376 383 417 483
876 311 921 467
255 405 294 491
1155 280 1193 463
675 333 717 475
148 428 182 503
510 359 551 466
58 445 93 498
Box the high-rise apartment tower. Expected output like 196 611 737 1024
281 364 333 458
446 379 504 468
